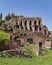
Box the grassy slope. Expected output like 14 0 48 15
0 44 52 65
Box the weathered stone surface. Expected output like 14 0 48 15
5 17 49 37
45 38 52 49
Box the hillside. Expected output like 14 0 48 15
0 44 52 65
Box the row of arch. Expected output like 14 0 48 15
19 20 41 26
19 25 42 32
16 20 41 32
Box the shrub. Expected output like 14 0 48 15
0 31 10 51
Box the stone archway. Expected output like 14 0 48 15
29 20 32 25
34 20 37 25
24 20 27 26
27 38 33 44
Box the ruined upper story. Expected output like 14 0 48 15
5 16 49 37
5 17 42 25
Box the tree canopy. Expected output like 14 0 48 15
0 31 9 44
5 13 11 20
0 19 5 26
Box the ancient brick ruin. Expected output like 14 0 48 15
5 17 49 37
0 14 51 56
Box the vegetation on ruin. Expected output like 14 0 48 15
47 38 52 41
0 44 52 65
0 19 5 26
5 13 11 20
24 30 30 34
5 13 24 20
0 31 9 42
0 31 10 51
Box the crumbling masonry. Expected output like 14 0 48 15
6 17 49 37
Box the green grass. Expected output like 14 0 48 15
0 44 52 65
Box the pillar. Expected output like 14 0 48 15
36 42 42 56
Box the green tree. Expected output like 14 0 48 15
5 13 11 20
0 31 10 51
0 13 2 19
0 19 5 26
11 13 15 17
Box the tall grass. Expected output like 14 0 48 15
0 44 52 65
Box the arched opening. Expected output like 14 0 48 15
24 20 27 26
29 20 32 25
27 38 33 44
16 21 19 28
35 26 38 31
34 20 37 25
30 26 32 31
20 20 22 25
20 20 23 29
25 27 27 30
16 25 19 28
39 27 41 31
39 20 41 25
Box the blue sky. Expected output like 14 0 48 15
0 0 52 31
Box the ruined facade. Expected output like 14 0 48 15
5 17 49 37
